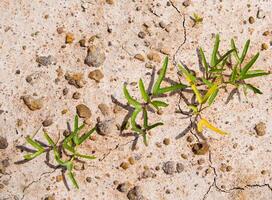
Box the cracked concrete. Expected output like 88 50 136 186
0 0 271 199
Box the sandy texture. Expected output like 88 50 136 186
0 0 271 199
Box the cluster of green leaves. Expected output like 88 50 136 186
123 57 187 145
178 34 269 135
23 115 96 189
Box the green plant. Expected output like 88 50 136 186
23 115 96 189
178 34 269 136
123 57 187 145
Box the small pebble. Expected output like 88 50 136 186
138 31 146 39
162 161 176 175
163 138 170 145
0 136 8 149
134 54 145 62
255 122 266 136
42 118 53 127
73 92 81 99
120 162 129 170
248 16 255 24
66 33 75 44
76 104 92 118
88 69 104 82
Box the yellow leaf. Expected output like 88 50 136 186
197 118 228 136
202 84 218 104
191 84 203 104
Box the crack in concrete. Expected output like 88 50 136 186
21 168 57 200
169 0 187 66
202 150 272 200
99 139 134 162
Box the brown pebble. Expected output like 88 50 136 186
79 39 86 47
106 0 114 4
73 92 81 99
134 54 145 62
22 95 43 111
261 43 268 50
98 103 110 116
42 118 53 127
120 162 129 170
160 47 170 55
163 138 170 145
66 33 74 44
0 136 8 149
181 154 188 159
76 104 92 118
138 31 146 39
88 69 104 82
128 157 135 165
56 175 63 182
147 51 161 63
63 88 68 95
56 27 64 34
248 16 255 24
186 135 194 143
192 142 209 155
255 122 266 136
263 31 270 36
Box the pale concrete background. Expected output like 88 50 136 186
0 0 271 199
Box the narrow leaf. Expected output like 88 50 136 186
123 84 141 108
178 64 196 83
191 84 203 104
244 83 262 94
197 118 228 135
211 34 220 67
151 100 168 110
152 56 168 95
146 122 163 130
199 48 209 75
240 53 259 78
139 79 150 102
143 109 148 129
231 39 240 62
78 127 96 145
208 88 219 105
202 84 218 104
213 49 234 67
240 39 250 64
157 84 187 94
75 153 96 160
25 136 44 151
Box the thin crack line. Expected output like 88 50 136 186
99 139 134 161
21 168 57 200
202 150 272 200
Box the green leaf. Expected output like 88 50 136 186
142 109 148 129
146 122 163 130
208 88 219 105
25 136 44 151
43 132 55 147
143 133 148 146
240 71 269 80
75 153 96 160
152 56 168 95
151 100 168 110
201 78 213 88
202 84 218 104
139 79 150 102
244 83 262 94
211 34 220 67
67 169 79 189
123 84 141 108
199 48 209 75
213 49 234 67
231 39 240 62
178 64 196 83
188 105 198 113
230 63 238 83
131 108 143 134
240 53 259 78
240 39 250 64
78 127 96 145
24 150 45 160
157 84 187 94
